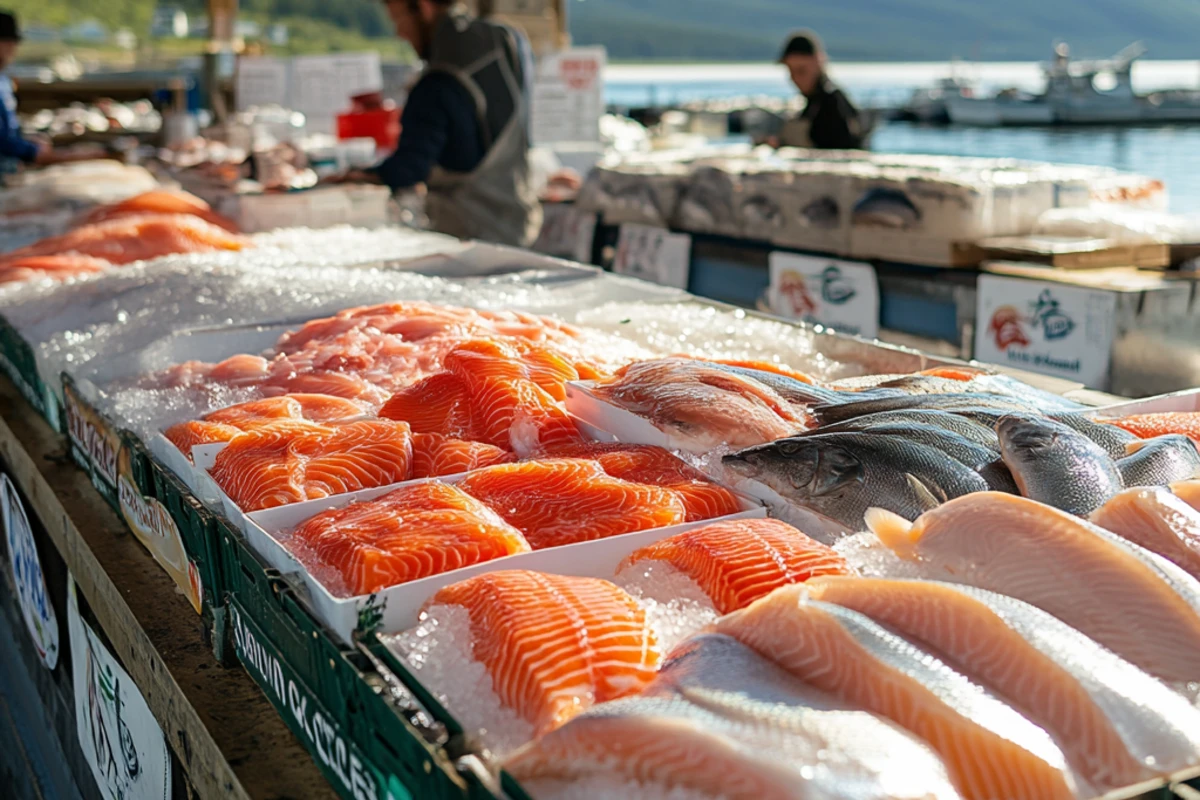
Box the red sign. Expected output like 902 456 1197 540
559 57 599 91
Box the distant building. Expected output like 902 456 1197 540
63 19 109 43
267 23 289 46
22 25 59 43
151 7 189 39
114 28 137 50
234 21 261 39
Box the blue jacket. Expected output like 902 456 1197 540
0 74 37 164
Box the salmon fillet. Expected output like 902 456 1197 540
457 459 688 549
0 254 110 284
544 442 742 521
716 586 1077 800
3 213 247 265
409 432 512 479
210 419 413 511
867 492 1200 685
620 518 852 613
1102 412 1200 443
428 570 660 734
806 577 1200 790
292 482 530 595
506 634 963 800
81 189 240 232
1092 487 1200 581
164 394 368 456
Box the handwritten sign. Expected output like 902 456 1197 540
68 580 170 800
768 252 880 338
533 204 597 263
235 57 289 111
613 224 691 290
975 274 1117 389
531 47 606 144
2 473 58 669
236 52 383 133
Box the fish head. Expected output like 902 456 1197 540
724 437 865 501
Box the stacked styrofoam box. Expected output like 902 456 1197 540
575 153 692 228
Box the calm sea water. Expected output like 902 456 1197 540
606 62 1200 212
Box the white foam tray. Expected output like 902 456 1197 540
1088 388 1200 417
243 475 763 643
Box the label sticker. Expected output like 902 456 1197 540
768 252 880 338
68 579 171 800
534 205 597 263
975 275 1117 389
2 473 59 669
613 224 692 290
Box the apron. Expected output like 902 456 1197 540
423 16 542 248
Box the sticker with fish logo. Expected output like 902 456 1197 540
1030 290 1076 340
2 472 59 669
820 266 857 305
975 275 1118 390
768 253 879 338
67 579 171 800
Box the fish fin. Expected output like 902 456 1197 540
905 473 943 512
864 508 920 557
1125 439 1150 456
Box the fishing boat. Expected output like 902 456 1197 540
945 42 1200 126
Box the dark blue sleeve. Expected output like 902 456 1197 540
0 88 36 163
372 74 458 191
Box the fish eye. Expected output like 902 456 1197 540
776 440 806 457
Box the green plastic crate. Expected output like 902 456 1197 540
0 316 60 430
219 518 505 800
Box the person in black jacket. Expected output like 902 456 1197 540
776 30 864 150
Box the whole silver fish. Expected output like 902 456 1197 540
811 408 1000 449
1048 412 1139 461
1118 435 1200 487
724 432 989 532
997 415 1123 517
813 393 1044 425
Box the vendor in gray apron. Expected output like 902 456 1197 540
0 13 50 176
353 0 542 248
776 30 863 150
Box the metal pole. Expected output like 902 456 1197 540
204 0 239 119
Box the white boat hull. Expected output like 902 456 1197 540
945 96 1055 126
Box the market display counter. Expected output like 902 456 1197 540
0 375 334 800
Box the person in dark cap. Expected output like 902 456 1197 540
776 30 863 150
0 11 50 170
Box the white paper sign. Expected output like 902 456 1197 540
614 223 691 290
531 47 606 145
2 473 58 670
533 205 596 263
68 579 171 800
769 252 879 338
235 57 289 111
975 274 1117 389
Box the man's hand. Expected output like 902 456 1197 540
326 169 383 185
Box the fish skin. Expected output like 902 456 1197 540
506 634 963 800
1048 412 1140 461
1118 434 1200 487
997 415 1123 517
813 393 1042 426
716 589 1077 800
1091 487 1200 581
1173 480 1200 513
809 409 1000 449
865 492 1200 685
807 576 1200 790
724 432 989 531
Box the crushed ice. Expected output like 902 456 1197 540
615 561 719 653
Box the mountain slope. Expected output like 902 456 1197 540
569 0 1200 61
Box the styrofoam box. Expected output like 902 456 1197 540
1087 389 1200 418
224 184 392 234
771 165 855 256
231 472 764 643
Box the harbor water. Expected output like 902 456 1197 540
607 61 1200 212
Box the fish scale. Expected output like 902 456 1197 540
1118 435 1200 487
997 415 1123 517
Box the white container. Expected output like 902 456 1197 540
229 185 391 233
241 474 764 642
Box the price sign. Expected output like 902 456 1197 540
768 252 880 338
613 223 692 290
533 205 597 263
2 473 58 669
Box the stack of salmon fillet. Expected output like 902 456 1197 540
0 189 248 285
